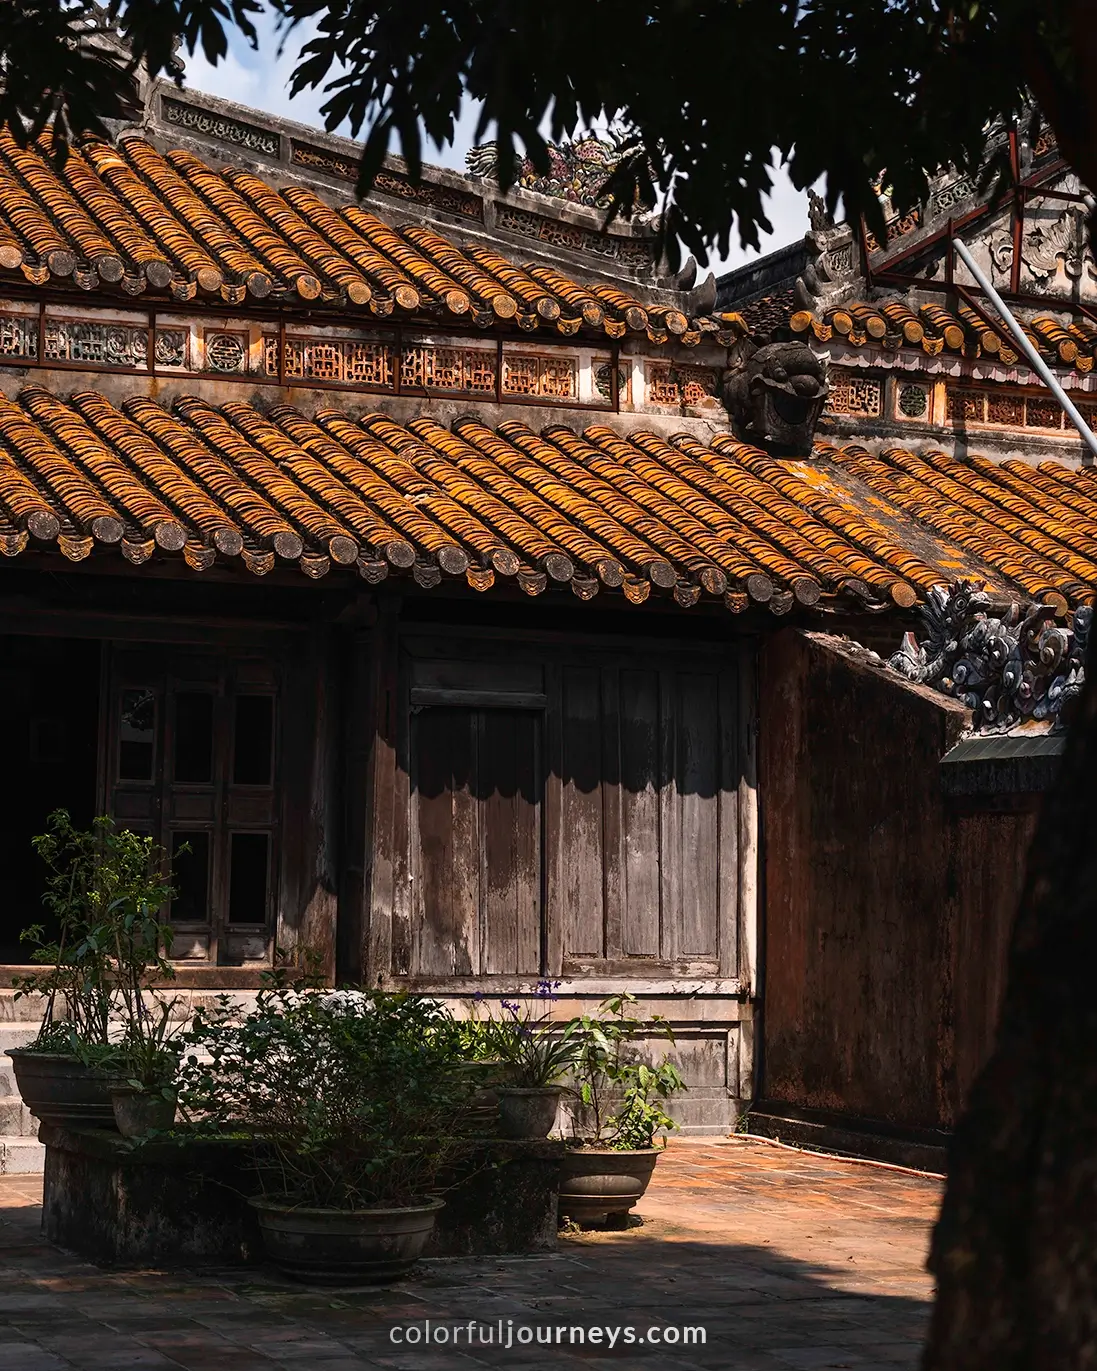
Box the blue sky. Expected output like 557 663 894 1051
182 14 810 277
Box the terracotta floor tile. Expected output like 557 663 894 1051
0 1140 942 1371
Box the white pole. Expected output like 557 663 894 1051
951 235 1097 460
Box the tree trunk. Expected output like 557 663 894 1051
924 624 1097 1368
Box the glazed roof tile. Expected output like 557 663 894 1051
1 385 1094 613
0 129 741 347
791 298 1097 372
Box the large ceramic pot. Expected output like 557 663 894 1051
5 1048 117 1131
496 1085 562 1139
452 1061 517 1136
558 1147 660 1224
248 1195 445 1284
110 1086 178 1139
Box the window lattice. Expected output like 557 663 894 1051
987 394 1024 426
826 371 883 417
46 320 148 367
502 352 577 399
401 344 497 393
593 357 628 404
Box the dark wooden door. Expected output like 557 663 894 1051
411 707 542 978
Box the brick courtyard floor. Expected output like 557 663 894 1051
0 1139 943 1370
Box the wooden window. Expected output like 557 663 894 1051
102 647 279 966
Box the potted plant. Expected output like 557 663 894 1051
178 985 476 1284
558 993 686 1225
107 1001 186 1139
483 984 576 1139
7 812 175 1132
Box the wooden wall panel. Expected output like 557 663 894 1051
759 628 1037 1133
619 669 661 958
395 637 743 988
676 672 720 959
410 706 542 978
480 711 541 975
412 708 478 977
561 667 604 959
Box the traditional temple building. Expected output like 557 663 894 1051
0 83 1092 1170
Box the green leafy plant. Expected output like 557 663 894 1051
14 811 181 1080
476 981 577 1088
564 993 686 1150
178 987 477 1209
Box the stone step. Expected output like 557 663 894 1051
0 1098 35 1136
0 1136 44 1175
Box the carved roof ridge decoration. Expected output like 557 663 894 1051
887 578 1090 732
717 121 1077 350
131 81 686 293
1 385 1095 616
0 122 737 344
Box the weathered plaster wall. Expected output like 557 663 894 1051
759 628 1039 1133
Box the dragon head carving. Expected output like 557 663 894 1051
721 340 829 454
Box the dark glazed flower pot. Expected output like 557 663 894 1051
558 1147 660 1224
248 1195 444 1284
5 1048 117 1131
110 1087 178 1139
496 1085 562 1139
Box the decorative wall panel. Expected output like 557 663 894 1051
502 352 577 399
401 343 497 394
203 331 249 374
825 370 883 418
44 319 187 370
646 363 720 409
265 334 394 387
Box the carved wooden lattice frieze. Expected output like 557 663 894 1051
946 388 985 423
987 393 1024 426
502 352 577 399
161 98 280 157
401 344 496 393
44 319 186 369
0 313 37 359
889 579 1090 731
944 383 1097 433
825 370 883 417
1025 396 1064 429
264 334 394 387
647 363 719 408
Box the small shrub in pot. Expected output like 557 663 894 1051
8 812 179 1132
178 985 477 1283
